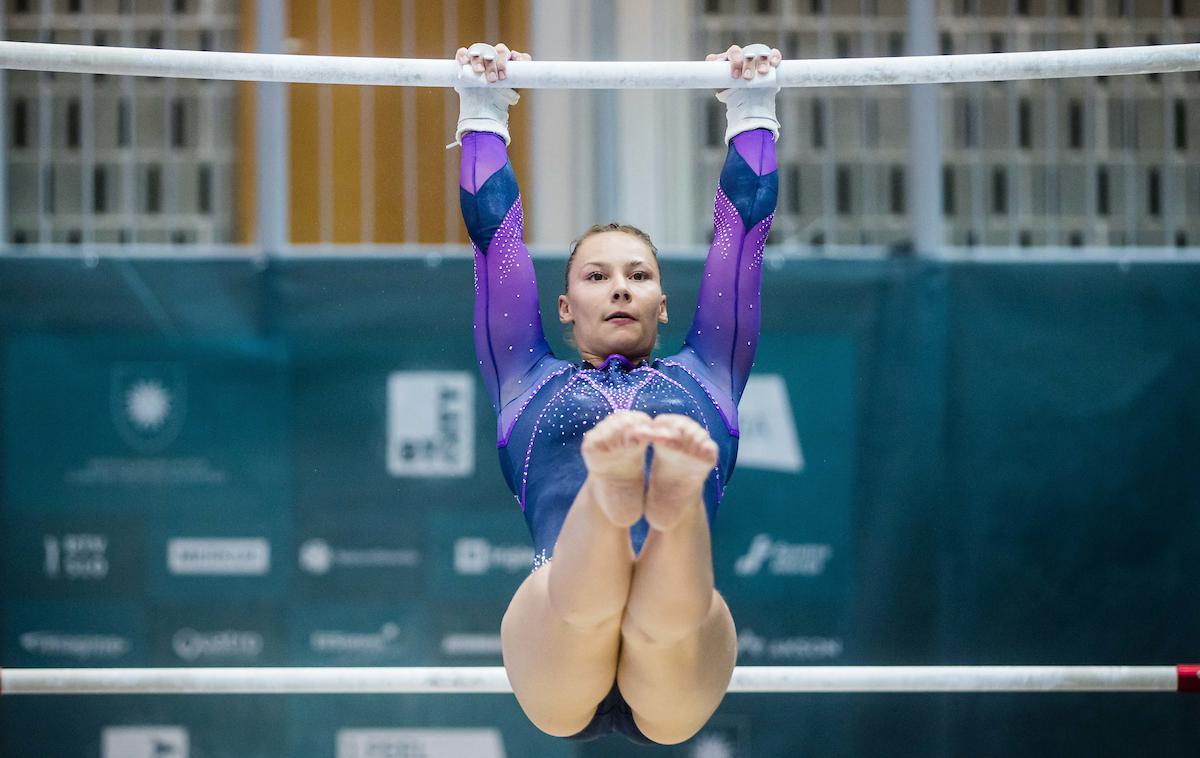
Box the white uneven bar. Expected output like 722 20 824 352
0 666 1181 695
0 41 1196 88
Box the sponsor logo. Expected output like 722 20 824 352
440 633 502 656
386 372 475 477
172 628 264 662
336 728 505 758
20 631 131 660
737 628 843 661
102 726 189 758
734 534 832 577
69 456 228 486
310 623 401 654
453 538 533 575
298 538 421 576
688 721 750 758
110 363 188 453
736 374 805 472
167 538 270 576
690 732 737 758
44 533 109 580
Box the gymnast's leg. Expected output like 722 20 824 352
500 410 653 737
617 414 738 745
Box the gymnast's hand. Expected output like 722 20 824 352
455 42 532 84
707 43 783 143
706 43 782 81
451 43 530 146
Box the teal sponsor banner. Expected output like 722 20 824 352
148 603 287 667
2 696 288 758
285 695 576 758
145 510 290 602
293 509 426 601
2 335 288 517
2 599 145 667
432 605 506 666
714 333 857 607
286 602 433 666
0 512 146 599
728 601 849 665
286 338 493 519
426 507 534 606
0 256 1197 757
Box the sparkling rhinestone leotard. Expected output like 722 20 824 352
458 129 777 567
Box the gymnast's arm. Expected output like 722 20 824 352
454 44 554 424
680 45 782 423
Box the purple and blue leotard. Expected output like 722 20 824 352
458 129 777 568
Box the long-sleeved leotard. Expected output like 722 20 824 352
459 129 777 567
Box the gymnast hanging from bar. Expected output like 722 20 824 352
453 40 780 745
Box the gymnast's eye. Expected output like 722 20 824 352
631 271 649 281
585 271 605 281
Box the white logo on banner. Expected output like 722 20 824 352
440 633 503 656
298 538 421 576
453 538 533 575
310 623 401 655
690 732 736 758
167 538 270 576
734 534 832 577
20 632 130 660
172 629 264 662
735 374 804 472
336 728 505 758
110 363 188 453
44 533 109 580
299 539 334 575
102 726 189 758
737 629 843 661
386 371 475 477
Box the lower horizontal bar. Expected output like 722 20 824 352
0 41 1196 88
1 666 1189 695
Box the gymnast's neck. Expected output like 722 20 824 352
578 350 651 370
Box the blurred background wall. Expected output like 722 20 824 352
2 0 1196 253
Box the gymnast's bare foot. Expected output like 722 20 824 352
643 414 718 532
581 410 653 527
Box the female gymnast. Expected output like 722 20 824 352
454 41 781 745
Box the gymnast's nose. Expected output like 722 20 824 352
610 281 632 301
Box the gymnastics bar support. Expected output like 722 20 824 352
2 665 1198 695
0 41 1197 88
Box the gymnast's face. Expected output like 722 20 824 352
558 231 668 364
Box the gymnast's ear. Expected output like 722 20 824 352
558 293 573 324
658 294 668 324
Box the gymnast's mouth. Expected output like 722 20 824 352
605 311 636 322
